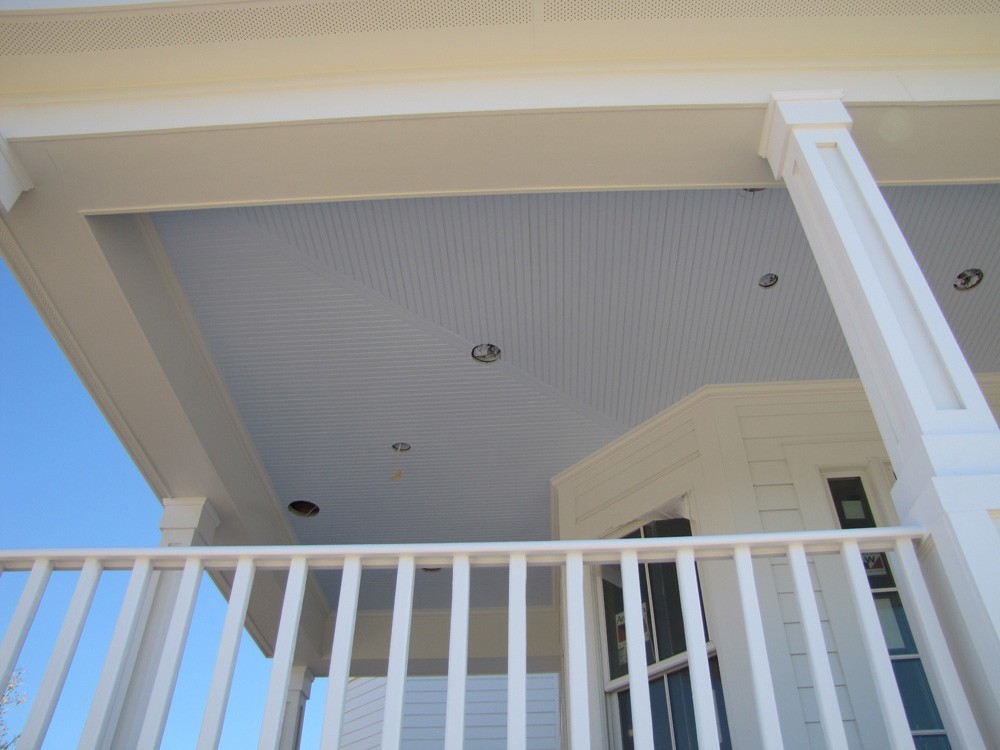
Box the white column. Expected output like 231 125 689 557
109 497 220 750
0 134 33 211
761 92 1000 745
278 666 314 750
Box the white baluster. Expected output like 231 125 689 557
136 556 204 749
620 550 653 749
0 558 52 692
676 549 719 749
321 556 363 748
507 554 527 750
892 539 986 749
259 557 309 750
19 559 102 749
839 541 914 748
78 558 153 750
382 555 416 750
733 546 784 750
564 552 591 749
198 557 256 750
445 555 470 750
787 543 847 750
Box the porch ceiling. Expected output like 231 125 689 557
150 184 1000 561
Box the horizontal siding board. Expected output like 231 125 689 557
754 484 799 511
759 509 805 533
748 459 793 486
738 412 879 439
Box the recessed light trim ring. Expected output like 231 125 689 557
954 268 984 291
287 500 320 517
471 343 501 363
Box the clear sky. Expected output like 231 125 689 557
0 259 328 747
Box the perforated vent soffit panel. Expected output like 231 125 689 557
2 0 998 56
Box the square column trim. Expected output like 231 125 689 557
759 90 851 178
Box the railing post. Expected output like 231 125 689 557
110 497 220 750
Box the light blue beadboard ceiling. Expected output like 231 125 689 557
153 185 1000 564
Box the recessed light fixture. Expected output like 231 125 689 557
421 567 442 573
471 343 501 363
953 268 984 291
287 500 320 518
758 273 779 288
392 442 411 453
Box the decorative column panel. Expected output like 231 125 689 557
279 666 314 750
760 92 1000 745
109 497 220 750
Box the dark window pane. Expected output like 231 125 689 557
650 677 672 749
893 659 945 731
861 551 897 589
873 592 916 655
603 576 628 680
648 560 687 659
914 735 952 750
667 668 697 750
645 518 693 539
711 656 733 750
666 658 732 750
618 689 634 750
828 477 877 529
645 518 700 658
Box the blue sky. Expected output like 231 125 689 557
1 259 328 747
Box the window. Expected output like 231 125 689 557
828 477 951 750
600 518 731 749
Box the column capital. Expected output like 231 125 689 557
0 134 33 212
159 497 220 546
759 91 851 178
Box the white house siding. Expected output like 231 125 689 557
553 378 1000 749
739 393 882 749
339 674 560 749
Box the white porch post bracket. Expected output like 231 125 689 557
761 91 1000 745
277 666 314 750
0 133 33 212
109 497 221 750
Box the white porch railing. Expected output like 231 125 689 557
0 528 980 749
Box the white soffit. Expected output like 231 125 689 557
152 184 1000 556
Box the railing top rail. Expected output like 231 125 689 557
0 526 925 571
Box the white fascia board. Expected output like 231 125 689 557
2 60 1000 140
